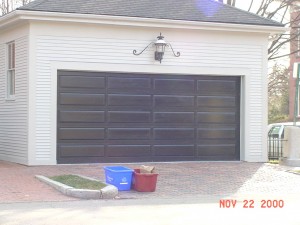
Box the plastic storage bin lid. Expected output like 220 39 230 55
103 166 133 172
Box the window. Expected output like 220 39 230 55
7 41 15 98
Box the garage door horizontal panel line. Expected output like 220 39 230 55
197 144 235 147
195 107 237 112
57 127 238 132
57 123 200 127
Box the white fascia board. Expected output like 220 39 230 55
0 10 287 34
0 11 20 29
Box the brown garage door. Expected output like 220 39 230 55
57 70 240 164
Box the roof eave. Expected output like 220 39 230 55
0 10 20 29
0 10 287 34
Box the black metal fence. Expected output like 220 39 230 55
267 137 286 160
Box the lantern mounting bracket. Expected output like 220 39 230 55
132 33 180 63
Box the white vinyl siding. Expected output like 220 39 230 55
0 36 28 164
33 33 265 163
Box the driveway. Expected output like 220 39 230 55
1 160 300 225
1 160 300 202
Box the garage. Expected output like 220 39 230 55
57 70 240 163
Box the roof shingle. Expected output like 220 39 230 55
18 0 284 27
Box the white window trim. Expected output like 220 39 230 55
298 85 300 116
297 27 300 57
6 41 16 100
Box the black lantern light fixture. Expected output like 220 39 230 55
133 33 180 63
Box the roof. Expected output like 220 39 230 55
17 0 284 27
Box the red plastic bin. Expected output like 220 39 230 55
132 169 158 192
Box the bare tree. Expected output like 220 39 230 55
224 1 296 122
21 0 31 4
1 0 13 15
268 63 290 122
1 0 32 16
227 0 236 7
268 64 289 95
226 0 300 61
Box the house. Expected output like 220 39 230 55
289 3 300 121
0 0 285 165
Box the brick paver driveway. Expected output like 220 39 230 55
1 160 300 203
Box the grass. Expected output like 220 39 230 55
268 160 279 164
50 174 107 190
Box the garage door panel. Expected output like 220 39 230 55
197 80 236 95
196 107 237 113
152 139 196 145
196 155 237 161
197 145 236 156
59 145 105 157
197 123 237 129
154 128 195 140
197 96 236 108
154 112 195 123
59 128 105 140
59 111 105 123
107 111 151 123
154 96 194 107
107 145 151 157
197 112 235 124
106 140 151 145
107 128 151 140
108 95 151 106
154 79 194 94
152 156 196 162
108 77 151 90
59 76 105 89
198 129 235 139
57 71 240 163
154 145 194 156
197 139 236 145
60 93 105 106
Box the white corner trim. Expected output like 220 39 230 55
1 10 287 34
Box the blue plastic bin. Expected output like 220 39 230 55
103 166 134 191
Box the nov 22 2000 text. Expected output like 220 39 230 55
219 199 284 208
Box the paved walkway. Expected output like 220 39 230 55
1 160 300 203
